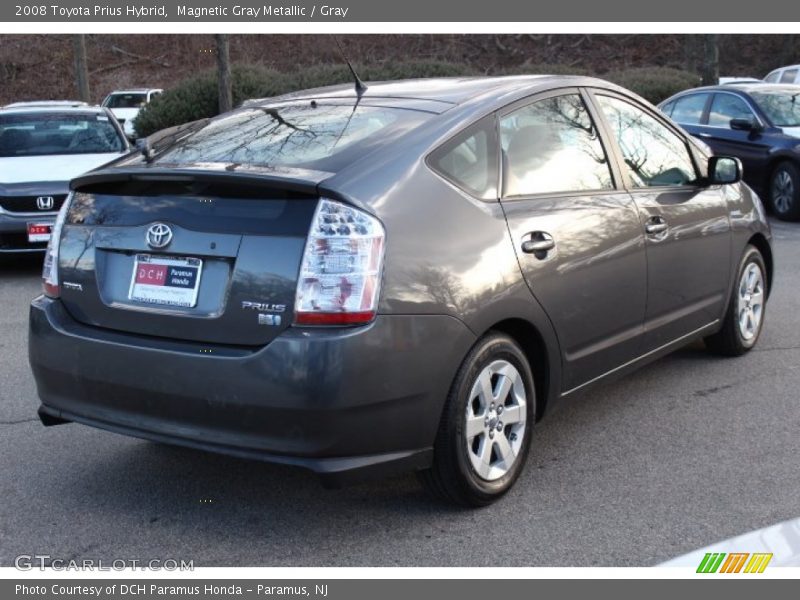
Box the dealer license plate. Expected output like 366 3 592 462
128 254 203 308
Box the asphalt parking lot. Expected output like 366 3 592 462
1 219 799 568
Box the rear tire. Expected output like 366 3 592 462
769 161 800 221
705 245 767 356
418 332 535 507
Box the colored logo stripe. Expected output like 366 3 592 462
744 553 773 573
719 553 749 573
697 553 726 573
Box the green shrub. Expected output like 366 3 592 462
134 65 282 137
134 61 479 137
603 67 700 105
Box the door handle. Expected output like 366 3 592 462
521 232 555 255
645 217 668 235
696 132 712 138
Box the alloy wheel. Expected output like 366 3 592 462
772 169 795 214
464 359 527 481
737 262 765 341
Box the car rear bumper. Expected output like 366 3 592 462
0 212 55 253
29 296 475 484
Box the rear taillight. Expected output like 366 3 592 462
295 198 385 326
42 192 73 298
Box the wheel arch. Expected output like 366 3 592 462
484 318 553 422
764 154 798 190
747 232 774 297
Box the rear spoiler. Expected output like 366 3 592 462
70 165 332 196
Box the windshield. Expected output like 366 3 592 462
750 90 800 127
0 112 126 157
103 93 147 109
152 103 433 171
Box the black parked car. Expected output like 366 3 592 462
30 76 772 506
660 83 800 220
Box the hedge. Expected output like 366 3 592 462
603 67 701 105
133 62 700 137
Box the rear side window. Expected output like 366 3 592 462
708 94 755 127
670 93 709 125
499 94 614 197
428 118 498 200
597 95 697 188
765 71 780 83
780 69 799 83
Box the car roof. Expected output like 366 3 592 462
664 82 800 100
106 88 161 94
246 75 606 109
3 100 89 108
719 78 762 85
0 105 107 115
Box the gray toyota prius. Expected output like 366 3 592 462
29 76 772 506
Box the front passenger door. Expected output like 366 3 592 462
593 93 732 351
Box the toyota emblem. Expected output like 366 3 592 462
36 196 54 210
146 223 173 249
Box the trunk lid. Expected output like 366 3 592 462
58 167 327 346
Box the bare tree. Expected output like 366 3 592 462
701 34 719 86
72 35 91 102
215 34 232 113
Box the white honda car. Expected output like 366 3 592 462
0 104 130 254
101 88 162 139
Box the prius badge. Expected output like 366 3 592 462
146 223 173 249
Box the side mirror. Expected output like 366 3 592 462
708 156 742 185
730 117 761 132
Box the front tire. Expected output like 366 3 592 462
769 161 800 221
418 332 535 507
705 245 767 356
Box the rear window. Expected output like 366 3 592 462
103 93 148 108
0 112 126 157
152 103 433 172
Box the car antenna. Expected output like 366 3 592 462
333 36 367 97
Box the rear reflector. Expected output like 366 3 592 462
295 198 385 326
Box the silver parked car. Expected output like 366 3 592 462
29 76 772 505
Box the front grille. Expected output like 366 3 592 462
0 194 67 213
0 232 47 251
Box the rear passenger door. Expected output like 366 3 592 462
590 91 732 351
498 90 648 392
